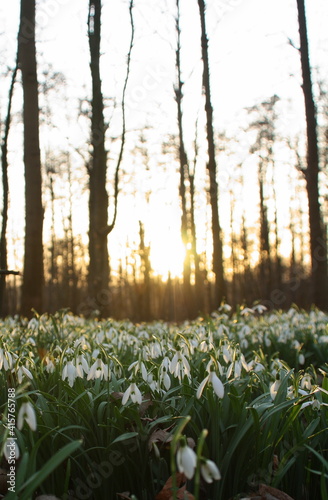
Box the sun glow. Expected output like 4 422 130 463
149 234 185 281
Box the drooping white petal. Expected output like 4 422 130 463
210 372 224 399
201 459 221 483
163 372 171 391
196 375 209 399
17 402 37 431
130 383 142 404
122 385 131 405
270 380 281 400
4 439 20 461
176 445 197 479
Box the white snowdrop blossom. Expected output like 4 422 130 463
301 398 321 410
4 439 20 461
176 441 197 479
62 360 77 387
252 304 267 314
240 307 255 316
301 374 312 391
159 357 171 391
76 355 89 378
122 382 142 405
87 358 109 381
16 365 33 384
298 353 305 365
222 345 233 364
220 303 232 313
270 379 281 400
17 401 37 431
197 368 224 399
44 356 55 373
170 349 191 382
0 348 13 371
200 458 221 483
128 360 148 381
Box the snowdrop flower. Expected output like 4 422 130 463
87 358 109 381
44 356 55 373
4 439 20 461
301 398 321 410
222 345 233 364
240 307 254 316
0 348 13 371
160 366 171 391
301 374 312 391
252 304 267 314
122 382 142 405
170 349 191 382
219 303 232 313
17 401 37 431
62 360 77 387
159 357 171 391
200 458 221 483
128 360 148 381
197 366 224 399
76 355 89 378
176 439 197 479
270 379 281 400
298 353 305 365
16 365 33 384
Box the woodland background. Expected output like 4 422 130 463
0 0 327 321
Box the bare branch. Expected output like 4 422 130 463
107 0 135 234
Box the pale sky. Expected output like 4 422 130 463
0 0 327 277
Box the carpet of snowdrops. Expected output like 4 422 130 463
1 305 328 499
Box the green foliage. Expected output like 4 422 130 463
0 307 327 499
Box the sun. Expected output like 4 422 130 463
149 234 185 281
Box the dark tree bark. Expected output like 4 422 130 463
87 0 110 309
258 157 271 298
197 0 225 308
175 0 194 315
296 0 328 310
19 0 44 316
87 0 134 315
0 61 18 316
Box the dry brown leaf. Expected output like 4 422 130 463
155 473 186 500
117 492 133 500
259 484 295 500
139 392 153 416
170 484 195 500
37 347 48 361
148 428 172 451
110 391 124 400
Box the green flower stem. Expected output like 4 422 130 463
170 415 191 500
194 428 208 500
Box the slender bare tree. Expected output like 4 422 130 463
197 0 225 308
19 0 44 316
296 0 328 309
87 0 134 315
0 61 18 315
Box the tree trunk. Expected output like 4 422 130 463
297 0 328 310
175 0 194 315
197 0 225 308
258 157 271 299
19 0 44 316
0 62 18 316
87 0 110 312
